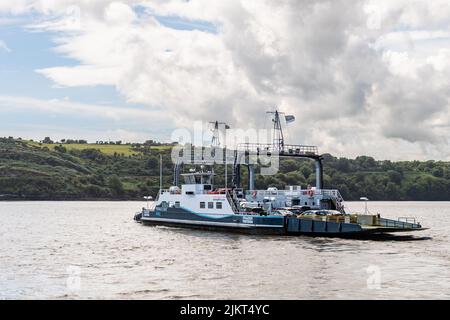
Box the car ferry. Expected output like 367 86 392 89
134 111 426 236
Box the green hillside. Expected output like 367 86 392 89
0 137 449 201
26 140 172 156
0 138 174 200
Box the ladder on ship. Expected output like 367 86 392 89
226 190 239 213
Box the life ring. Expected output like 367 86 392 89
308 190 314 197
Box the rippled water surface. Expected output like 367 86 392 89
1 201 449 299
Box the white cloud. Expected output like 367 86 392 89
0 94 166 121
2 0 450 160
0 17 21 25
0 94 175 142
0 40 11 52
36 65 119 86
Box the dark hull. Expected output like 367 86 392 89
141 219 285 235
141 219 425 238
138 208 425 237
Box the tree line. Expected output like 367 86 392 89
0 137 448 201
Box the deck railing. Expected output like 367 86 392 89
237 143 319 156
377 217 421 229
245 189 343 200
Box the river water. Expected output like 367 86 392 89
0 201 449 299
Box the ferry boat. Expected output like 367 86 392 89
134 111 426 236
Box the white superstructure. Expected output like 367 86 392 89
156 171 235 218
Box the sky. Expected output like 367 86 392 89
0 0 450 160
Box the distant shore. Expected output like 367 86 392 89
0 196 145 201
1 198 449 202
1 137 449 202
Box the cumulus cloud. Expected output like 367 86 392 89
1 0 450 160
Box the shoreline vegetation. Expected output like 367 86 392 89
0 137 449 201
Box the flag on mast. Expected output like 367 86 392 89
285 115 295 124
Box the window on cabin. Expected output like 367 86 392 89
184 175 195 184
208 202 214 209
216 202 223 209
200 202 205 209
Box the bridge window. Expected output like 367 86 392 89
184 175 195 184
200 202 205 209
208 202 214 209
216 202 223 209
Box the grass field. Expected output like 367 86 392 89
26 141 172 156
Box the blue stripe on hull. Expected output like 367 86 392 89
141 207 285 231
142 218 286 235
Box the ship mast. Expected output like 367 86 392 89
209 121 230 189
210 121 230 148
267 110 285 152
